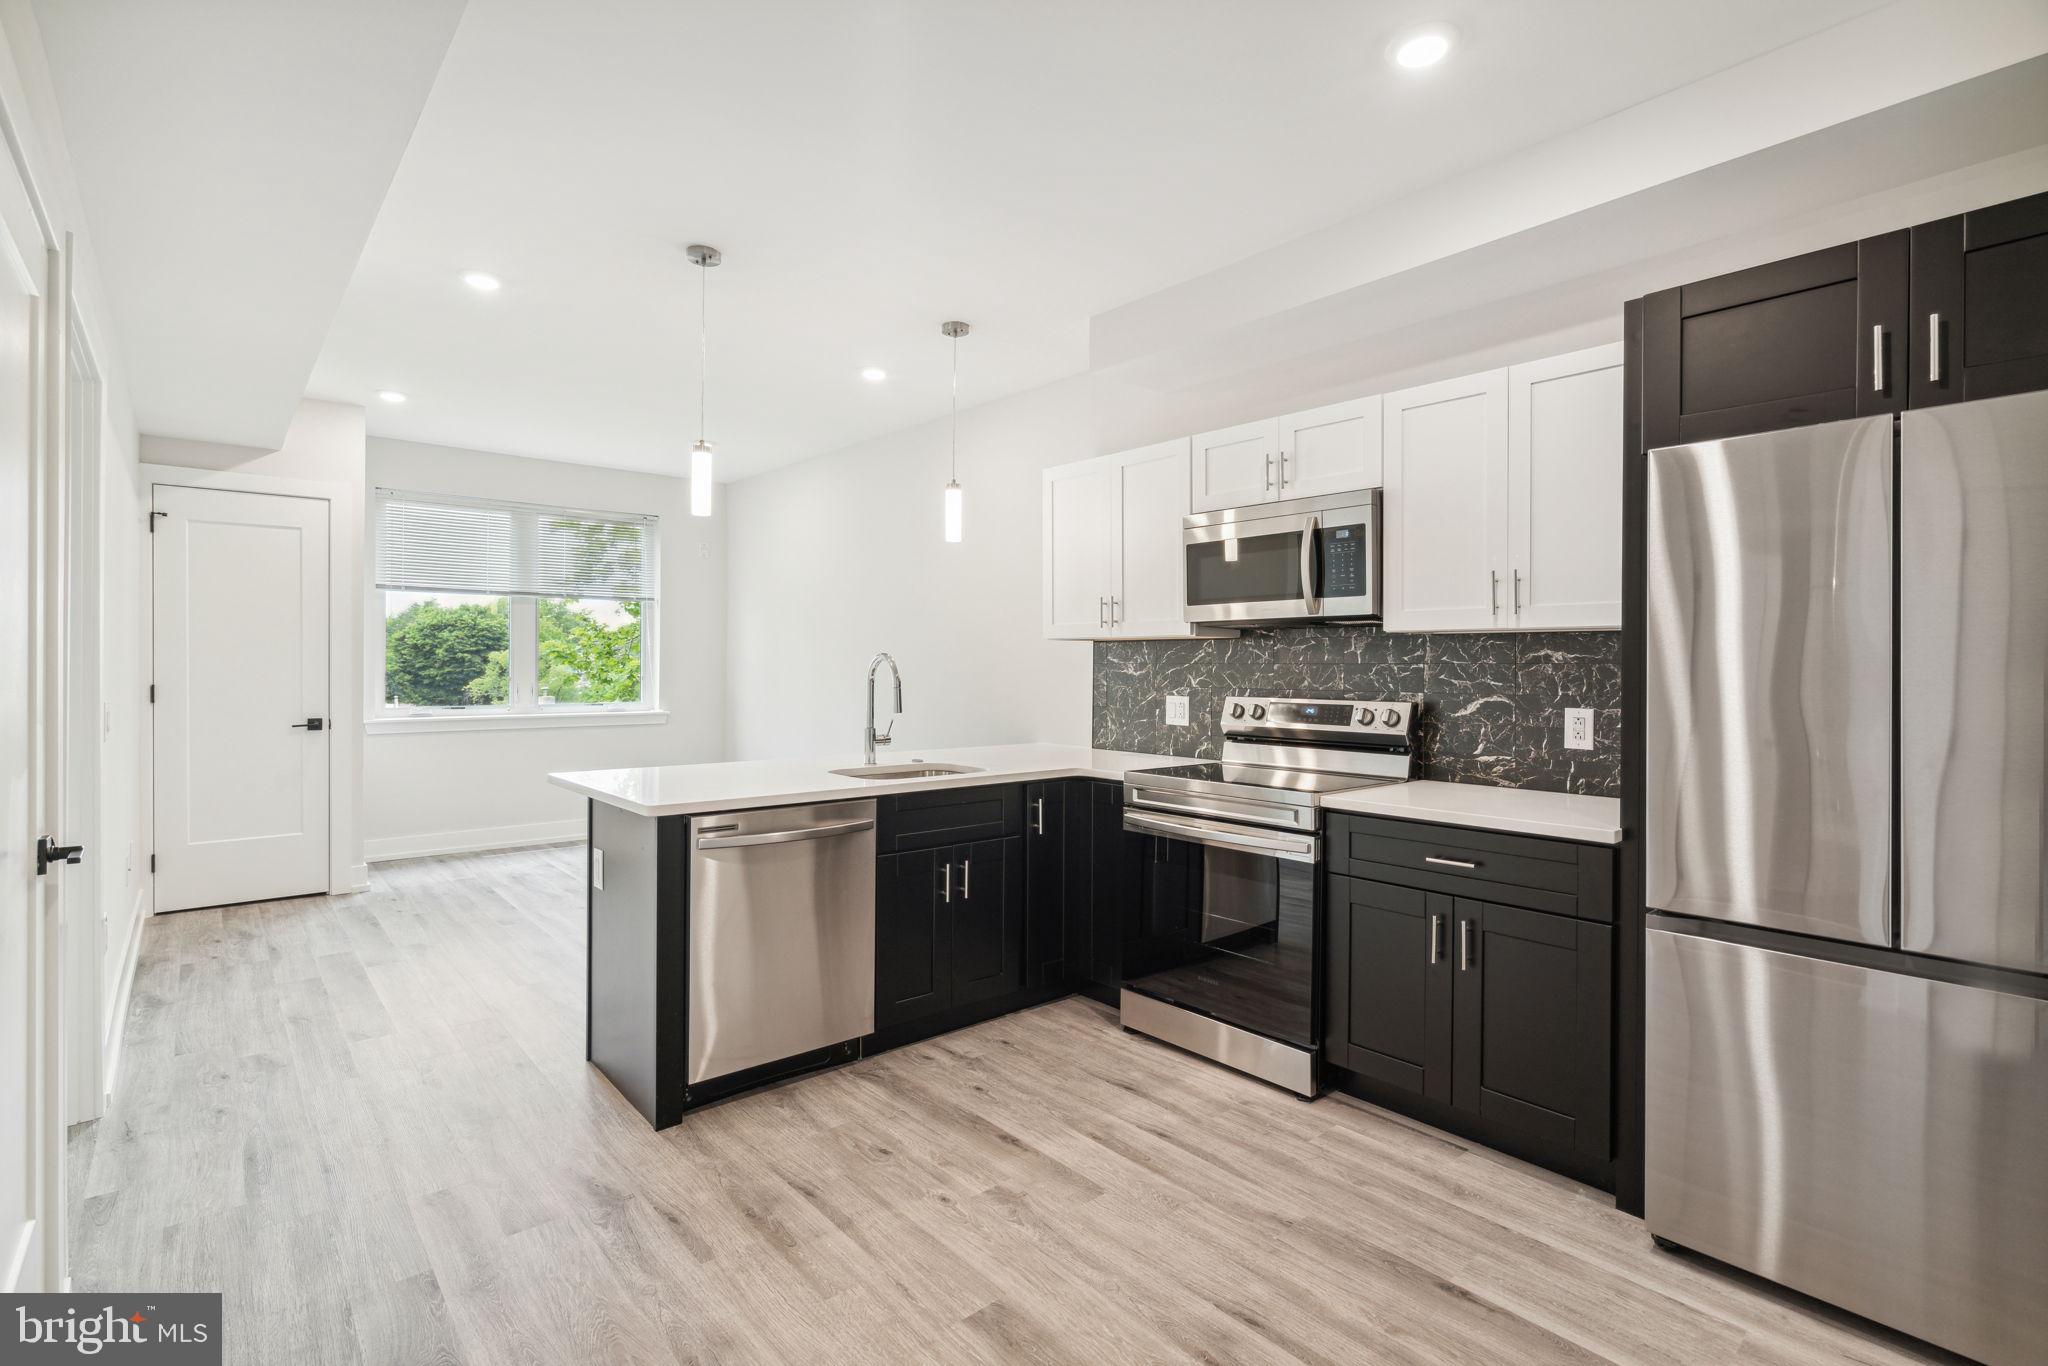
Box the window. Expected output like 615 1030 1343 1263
372 489 657 724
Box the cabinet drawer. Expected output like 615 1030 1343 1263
1327 813 1613 921
877 784 1023 854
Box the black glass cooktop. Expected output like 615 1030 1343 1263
1130 762 1400 796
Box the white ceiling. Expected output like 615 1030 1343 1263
302 0 1893 479
38 0 1897 472
30 0 465 448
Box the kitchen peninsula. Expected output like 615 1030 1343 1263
552 743 1621 1152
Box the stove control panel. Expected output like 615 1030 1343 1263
1221 696 1416 740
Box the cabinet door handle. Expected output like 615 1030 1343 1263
1109 595 1119 627
1512 569 1523 618
1428 912 1443 965
1489 570 1500 617
941 860 951 904
960 857 971 900
1264 452 1274 492
1459 919 1474 971
1279 450 1289 488
1426 855 1478 869
1098 596 1108 628
1872 324 1886 393
1929 312 1943 383
1032 796 1045 835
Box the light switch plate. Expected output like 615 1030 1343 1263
591 848 605 890
1166 694 1190 727
1564 708 1595 751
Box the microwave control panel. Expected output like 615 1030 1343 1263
1321 523 1368 596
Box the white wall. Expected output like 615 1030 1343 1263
141 398 370 889
362 437 726 860
720 339 1621 761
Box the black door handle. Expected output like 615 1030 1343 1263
292 718 325 731
36 836 84 875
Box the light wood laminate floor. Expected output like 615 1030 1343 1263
70 844 1953 1365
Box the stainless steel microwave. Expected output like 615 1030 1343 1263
1182 490 1380 625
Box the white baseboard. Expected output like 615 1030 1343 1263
347 862 370 892
100 888 146 1105
364 819 585 864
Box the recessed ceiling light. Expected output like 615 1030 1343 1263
461 270 501 292
1388 24 1455 70
861 367 887 383
377 390 407 404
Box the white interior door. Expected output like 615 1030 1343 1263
1508 344 1623 629
0 194 49 1291
1382 369 1510 632
1112 438 1192 637
152 485 330 911
1041 456 1118 638
1190 419 1277 512
1277 395 1382 499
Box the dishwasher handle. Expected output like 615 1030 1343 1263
694 817 875 850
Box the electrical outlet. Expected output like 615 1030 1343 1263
1165 694 1190 726
591 848 606 891
1565 708 1595 751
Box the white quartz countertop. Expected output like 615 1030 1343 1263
1321 779 1622 844
549 744 1181 818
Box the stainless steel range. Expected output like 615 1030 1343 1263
1120 695 1418 1095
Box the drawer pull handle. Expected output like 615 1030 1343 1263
1425 855 1478 869
1428 913 1443 965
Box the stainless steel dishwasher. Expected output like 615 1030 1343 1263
687 799 877 1086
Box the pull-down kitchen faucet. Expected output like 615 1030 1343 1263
864 653 903 765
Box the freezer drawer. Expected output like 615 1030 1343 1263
1646 928 2048 1365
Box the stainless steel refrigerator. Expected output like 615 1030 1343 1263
1645 390 2048 1366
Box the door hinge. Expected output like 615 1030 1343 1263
148 683 155 703
149 854 156 872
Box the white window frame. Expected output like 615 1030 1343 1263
366 508 664 734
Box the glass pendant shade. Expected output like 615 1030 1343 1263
943 479 963 543
690 440 714 517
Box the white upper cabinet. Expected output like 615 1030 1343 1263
1042 438 1225 640
1041 456 1119 638
1190 419 1279 512
1507 344 1623 630
1114 439 1196 637
1382 370 1510 632
1277 395 1382 501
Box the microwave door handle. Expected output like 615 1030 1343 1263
1299 514 1321 614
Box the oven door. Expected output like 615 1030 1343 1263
1120 808 1320 1048
1182 497 1378 624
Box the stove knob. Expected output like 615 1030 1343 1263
1229 702 1246 719
1382 707 1401 728
1355 707 1372 727
1250 704 1267 721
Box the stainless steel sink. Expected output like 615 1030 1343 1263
828 762 983 780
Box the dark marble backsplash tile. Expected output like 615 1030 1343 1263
1092 625 1620 796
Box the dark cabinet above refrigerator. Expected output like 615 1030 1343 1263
1640 189 2048 446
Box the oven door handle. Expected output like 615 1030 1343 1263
1123 810 1318 863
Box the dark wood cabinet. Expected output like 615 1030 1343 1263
1061 779 1138 1000
1325 876 1451 1105
1642 233 1908 448
1912 190 2048 406
876 848 950 1029
1451 899 1611 1160
876 836 1026 1030
1324 815 1617 1184
1023 781 1067 988
950 836 1023 1007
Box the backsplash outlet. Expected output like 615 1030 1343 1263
1093 626 1620 795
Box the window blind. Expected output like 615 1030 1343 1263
374 489 656 600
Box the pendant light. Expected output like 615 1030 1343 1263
686 243 721 517
941 320 969 542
